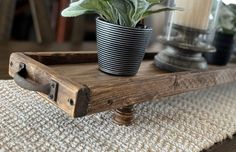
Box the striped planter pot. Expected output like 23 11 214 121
96 18 152 76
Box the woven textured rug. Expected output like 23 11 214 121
1 80 236 152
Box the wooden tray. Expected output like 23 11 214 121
8 51 236 118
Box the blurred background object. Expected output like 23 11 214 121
222 0 236 5
0 0 98 79
204 2 236 65
0 0 98 43
154 0 221 72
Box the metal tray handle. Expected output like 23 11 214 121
13 63 51 95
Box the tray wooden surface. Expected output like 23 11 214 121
8 51 236 118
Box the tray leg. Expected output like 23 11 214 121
113 105 134 126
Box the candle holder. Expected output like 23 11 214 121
155 0 221 72
155 24 215 71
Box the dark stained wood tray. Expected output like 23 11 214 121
8 51 236 118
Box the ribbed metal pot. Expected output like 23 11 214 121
96 18 152 76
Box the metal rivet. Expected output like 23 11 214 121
68 99 74 106
107 100 113 105
51 83 55 88
49 94 54 99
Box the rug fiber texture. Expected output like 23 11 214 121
1 80 236 152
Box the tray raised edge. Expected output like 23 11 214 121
8 51 236 118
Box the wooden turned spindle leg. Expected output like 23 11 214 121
113 105 134 126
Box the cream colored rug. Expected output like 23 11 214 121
1 80 236 152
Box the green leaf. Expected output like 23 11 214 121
130 0 150 27
218 4 236 33
147 0 165 9
143 7 183 18
107 0 134 27
106 0 151 27
61 1 90 17
61 0 114 21
61 0 175 27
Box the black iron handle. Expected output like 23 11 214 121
13 63 51 95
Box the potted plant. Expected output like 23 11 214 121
204 3 236 65
61 0 177 76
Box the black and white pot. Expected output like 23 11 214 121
204 31 235 65
96 18 152 76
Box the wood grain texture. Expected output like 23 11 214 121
8 51 236 117
113 105 134 126
9 53 89 117
7 51 236 152
24 51 157 65
0 41 159 79
52 61 236 115
0 41 97 79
